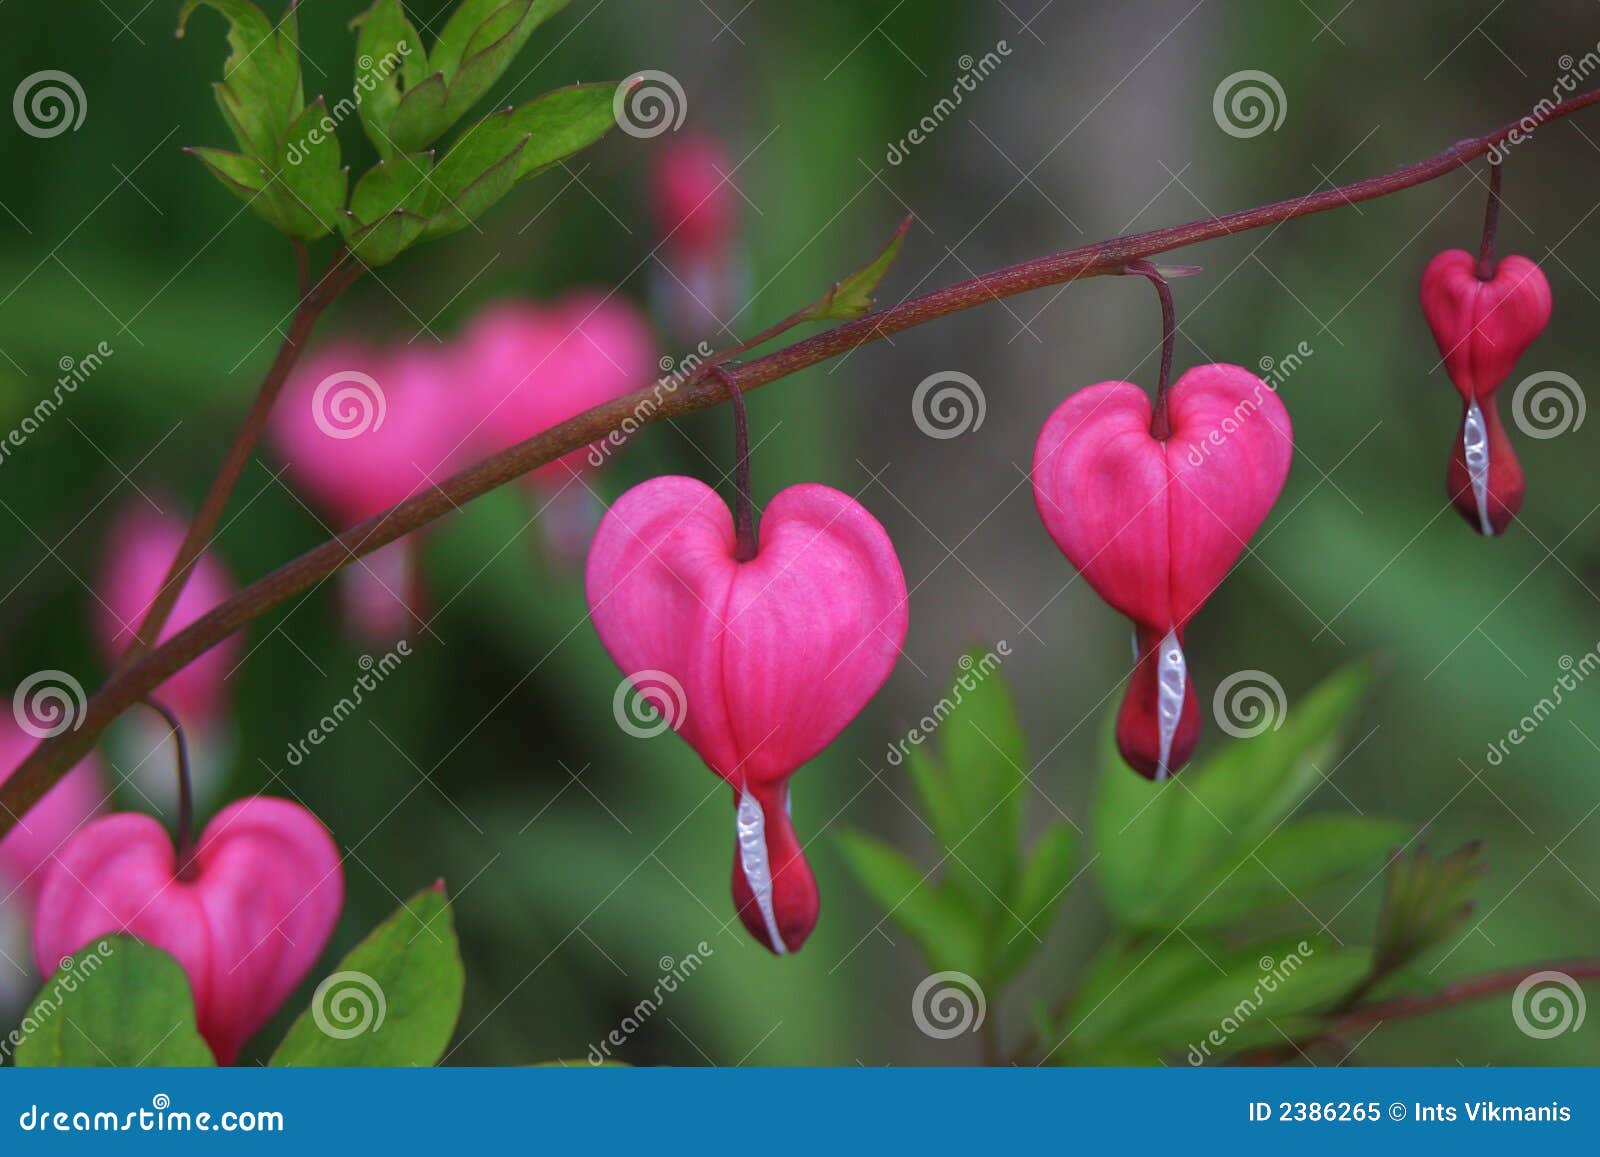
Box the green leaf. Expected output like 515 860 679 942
1183 814 1411 930
995 821 1079 981
188 146 269 203
1065 934 1369 1058
836 830 986 979
420 84 621 240
801 215 911 322
1373 842 1482 978
342 152 435 265
270 884 464 1067
279 100 347 238
14 937 216 1066
178 0 304 162
388 0 572 153
1095 663 1376 928
935 647 1026 913
350 0 428 156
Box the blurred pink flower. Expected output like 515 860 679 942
650 133 745 339
270 342 466 640
0 715 106 909
95 502 240 727
461 291 656 488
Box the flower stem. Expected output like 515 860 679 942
141 699 197 881
711 365 758 561
1477 159 1504 280
118 243 361 667
1123 260 1177 439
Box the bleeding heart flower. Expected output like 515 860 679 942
585 476 908 952
650 134 746 339
96 502 240 727
0 715 105 909
1419 249 1552 535
271 342 466 639
1033 364 1292 778
32 797 342 1064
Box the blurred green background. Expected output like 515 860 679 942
1 0 1598 1064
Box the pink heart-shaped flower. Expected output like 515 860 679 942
1032 364 1292 777
585 476 907 951
1419 249 1551 536
33 797 342 1063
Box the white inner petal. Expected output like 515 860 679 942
1155 629 1187 781
735 787 787 955
1463 398 1495 537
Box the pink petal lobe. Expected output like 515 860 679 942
1032 381 1171 628
0 718 106 906
1163 364 1294 625
1421 249 1552 399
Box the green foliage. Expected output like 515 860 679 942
1095 663 1396 929
843 657 1478 1066
802 216 911 322
840 649 1079 988
14 938 216 1066
272 886 466 1066
1372 842 1483 980
182 0 619 262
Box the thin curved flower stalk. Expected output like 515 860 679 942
4 85 1600 835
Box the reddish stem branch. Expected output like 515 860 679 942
1336 958 1600 1031
2 87 1599 833
119 246 360 665
1122 260 1177 438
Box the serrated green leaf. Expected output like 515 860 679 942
387 0 571 153
341 152 434 264
279 100 346 238
270 885 464 1067
14 937 216 1066
995 822 1078 981
420 84 620 240
350 0 428 156
1095 663 1376 928
801 215 911 321
179 0 303 162
836 830 986 979
188 145 269 202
